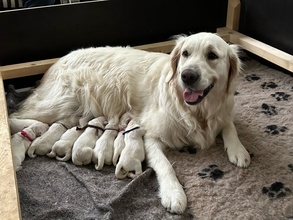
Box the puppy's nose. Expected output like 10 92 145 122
181 69 200 85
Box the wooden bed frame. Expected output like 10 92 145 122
0 0 292 219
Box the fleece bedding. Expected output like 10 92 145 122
14 56 293 220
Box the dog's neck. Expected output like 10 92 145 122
20 129 35 142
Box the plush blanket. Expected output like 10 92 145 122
16 57 293 220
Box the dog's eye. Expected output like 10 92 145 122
207 52 218 60
182 50 189 57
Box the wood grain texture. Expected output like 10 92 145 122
0 73 21 220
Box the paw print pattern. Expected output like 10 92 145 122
265 125 288 135
179 146 197 154
245 74 261 82
271 92 290 101
261 103 277 116
288 164 293 172
261 82 278 89
262 182 292 199
198 165 224 180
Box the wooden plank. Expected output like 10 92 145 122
226 0 241 31
0 73 21 220
0 41 176 80
217 27 293 72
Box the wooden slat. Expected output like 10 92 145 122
226 0 241 31
0 73 21 220
217 27 293 72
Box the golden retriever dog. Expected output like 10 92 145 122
9 32 250 213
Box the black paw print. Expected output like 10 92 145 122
245 74 261 82
265 125 288 135
261 103 277 116
271 92 290 101
261 82 278 89
262 182 291 199
179 146 197 154
198 165 224 180
288 164 293 172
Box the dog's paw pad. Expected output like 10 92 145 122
261 81 278 89
261 103 277 116
245 74 260 82
265 125 288 135
262 182 292 199
198 164 224 180
271 92 290 101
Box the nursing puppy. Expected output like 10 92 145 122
9 33 250 213
113 112 132 166
47 126 83 161
11 121 49 171
27 122 67 158
72 116 106 165
92 118 119 170
115 119 145 179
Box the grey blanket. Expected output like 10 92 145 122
16 57 293 220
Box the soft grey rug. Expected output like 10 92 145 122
16 57 293 220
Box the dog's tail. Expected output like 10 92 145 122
27 144 37 158
46 151 56 158
56 153 71 162
94 155 105 171
72 147 93 166
115 162 128 179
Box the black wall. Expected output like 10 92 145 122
0 0 228 66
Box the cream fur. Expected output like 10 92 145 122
9 32 250 213
11 121 48 171
115 119 145 179
47 126 83 161
72 116 106 166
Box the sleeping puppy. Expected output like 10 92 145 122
46 126 83 161
72 116 106 165
27 122 67 158
11 121 49 171
113 112 132 166
115 119 145 179
9 33 250 213
92 118 119 170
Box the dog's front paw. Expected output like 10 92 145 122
160 182 187 214
227 145 251 168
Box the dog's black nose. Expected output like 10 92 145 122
181 69 200 85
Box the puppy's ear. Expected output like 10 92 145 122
227 44 242 94
166 36 186 83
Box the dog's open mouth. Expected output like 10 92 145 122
183 84 214 105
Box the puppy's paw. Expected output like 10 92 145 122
160 182 187 214
227 146 251 168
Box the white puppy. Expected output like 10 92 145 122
46 126 83 161
27 122 67 158
72 116 106 165
92 119 119 170
115 120 145 179
112 112 132 166
11 121 49 171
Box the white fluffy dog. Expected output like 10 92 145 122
11 121 49 171
115 119 145 179
112 112 132 166
46 126 83 161
27 122 67 158
72 116 106 165
92 119 119 170
9 33 250 213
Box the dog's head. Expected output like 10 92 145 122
167 32 241 106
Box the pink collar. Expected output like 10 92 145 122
20 130 33 142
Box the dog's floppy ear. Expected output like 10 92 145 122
227 44 242 94
166 35 186 83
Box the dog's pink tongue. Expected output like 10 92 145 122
183 88 204 102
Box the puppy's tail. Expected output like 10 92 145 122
56 153 71 162
27 144 37 158
115 163 128 179
95 156 105 171
72 147 93 166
